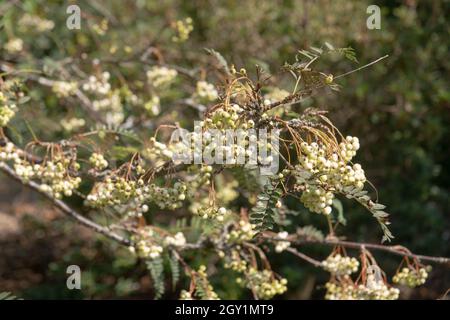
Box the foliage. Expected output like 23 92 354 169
0 0 448 300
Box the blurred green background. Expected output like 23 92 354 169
0 0 448 299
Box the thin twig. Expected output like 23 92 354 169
334 55 389 79
285 247 322 267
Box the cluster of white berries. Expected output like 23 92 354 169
87 173 189 212
392 267 429 287
171 17 194 43
92 19 108 36
92 92 124 126
188 165 213 189
358 274 400 300
146 66 178 88
297 136 366 215
226 220 256 242
224 250 248 272
193 81 218 102
194 265 220 300
4 38 23 53
193 205 227 221
86 177 137 207
0 92 17 127
136 240 163 259
0 142 19 162
130 229 188 259
60 117 85 132
339 136 360 162
129 228 163 259
144 96 161 116
274 231 291 253
82 72 111 95
148 137 176 161
89 152 108 170
144 182 187 210
145 101 276 170
322 254 359 276
300 187 334 215
243 268 288 300
164 232 187 247
9 151 81 199
81 71 125 125
19 13 54 32
179 290 193 300
36 159 81 198
325 275 400 300
204 103 250 130
52 81 78 97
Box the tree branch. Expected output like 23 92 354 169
263 234 450 265
0 162 131 246
304 238 450 265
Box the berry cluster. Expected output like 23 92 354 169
147 137 176 162
274 231 291 253
164 232 187 247
82 72 111 95
224 250 248 272
0 142 19 162
325 275 400 300
243 268 288 300
144 96 161 116
226 220 256 243
91 91 124 126
339 136 360 162
60 117 85 132
193 205 227 221
144 182 187 210
300 186 334 215
204 103 249 130
147 66 178 88
9 149 81 199
296 136 366 215
89 152 109 170
4 38 23 53
322 254 359 276
171 17 194 43
0 92 17 127
188 165 213 189
392 267 429 287
129 227 163 259
193 81 218 103
87 177 138 207
52 81 78 98
193 265 220 300
34 158 81 198
179 290 193 300
19 13 55 32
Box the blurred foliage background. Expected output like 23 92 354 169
0 0 449 299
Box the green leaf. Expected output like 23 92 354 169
168 251 180 290
332 198 346 226
146 257 165 299
0 291 21 300
204 48 230 75
250 180 282 232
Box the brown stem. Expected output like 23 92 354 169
285 247 322 267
